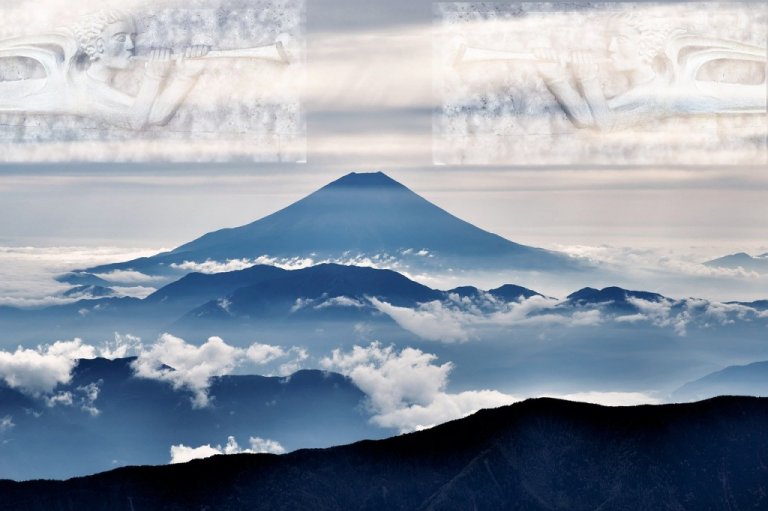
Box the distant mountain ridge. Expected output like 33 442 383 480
82 172 584 278
2 397 766 510
672 361 768 402
705 252 768 273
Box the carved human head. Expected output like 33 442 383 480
608 13 671 72
72 10 137 70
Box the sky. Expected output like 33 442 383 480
0 0 766 282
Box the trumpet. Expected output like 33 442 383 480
132 41 291 64
455 45 609 66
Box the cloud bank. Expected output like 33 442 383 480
131 334 308 407
321 342 518 432
0 339 95 395
170 435 286 464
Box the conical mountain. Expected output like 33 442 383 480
86 172 582 275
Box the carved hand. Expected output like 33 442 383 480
178 45 211 78
571 50 599 82
532 48 567 82
145 48 173 80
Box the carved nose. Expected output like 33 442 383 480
126 37 135 51
608 38 618 53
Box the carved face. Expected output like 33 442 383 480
608 25 643 71
98 20 136 70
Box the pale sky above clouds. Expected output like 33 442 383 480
0 0 765 261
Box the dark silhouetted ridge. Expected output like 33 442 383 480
1 396 766 510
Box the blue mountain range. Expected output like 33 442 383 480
0 357 381 481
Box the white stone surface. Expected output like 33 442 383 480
0 0 305 162
434 2 767 165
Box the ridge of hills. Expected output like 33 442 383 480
1 396 766 510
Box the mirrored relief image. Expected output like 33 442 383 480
434 2 767 165
0 0 304 162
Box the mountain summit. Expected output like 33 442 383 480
86 172 583 276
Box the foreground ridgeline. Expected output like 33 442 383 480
1 396 766 510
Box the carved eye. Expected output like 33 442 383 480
114 34 126 43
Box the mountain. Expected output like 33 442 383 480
0 357 385 480
183 263 442 322
488 283 543 301
56 272 111 287
705 252 768 273
566 286 666 312
728 299 768 311
1 397 766 509
82 172 584 279
2 264 545 342
143 264 290 317
61 285 115 299
672 361 768 402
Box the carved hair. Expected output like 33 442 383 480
611 12 685 64
70 10 134 62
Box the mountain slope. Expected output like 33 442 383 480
672 361 768 402
566 286 666 312
1 397 766 510
705 252 768 273
84 172 583 277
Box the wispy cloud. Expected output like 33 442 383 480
369 298 471 343
44 382 101 416
370 293 606 342
0 415 15 433
0 245 159 308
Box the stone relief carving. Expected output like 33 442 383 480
436 3 768 165
457 14 766 131
0 1 303 162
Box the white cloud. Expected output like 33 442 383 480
0 245 158 308
171 256 315 274
621 296 765 336
169 443 222 464
321 342 518 432
132 334 244 408
168 253 430 282
45 391 74 407
93 270 164 285
277 347 309 376
248 437 287 455
370 294 607 342
111 286 157 299
77 382 102 417
42 381 102 416
0 415 14 433
0 339 95 395
99 333 143 359
290 295 367 313
246 344 287 365
373 389 517 431
313 296 367 309
132 334 306 407
169 435 285 464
